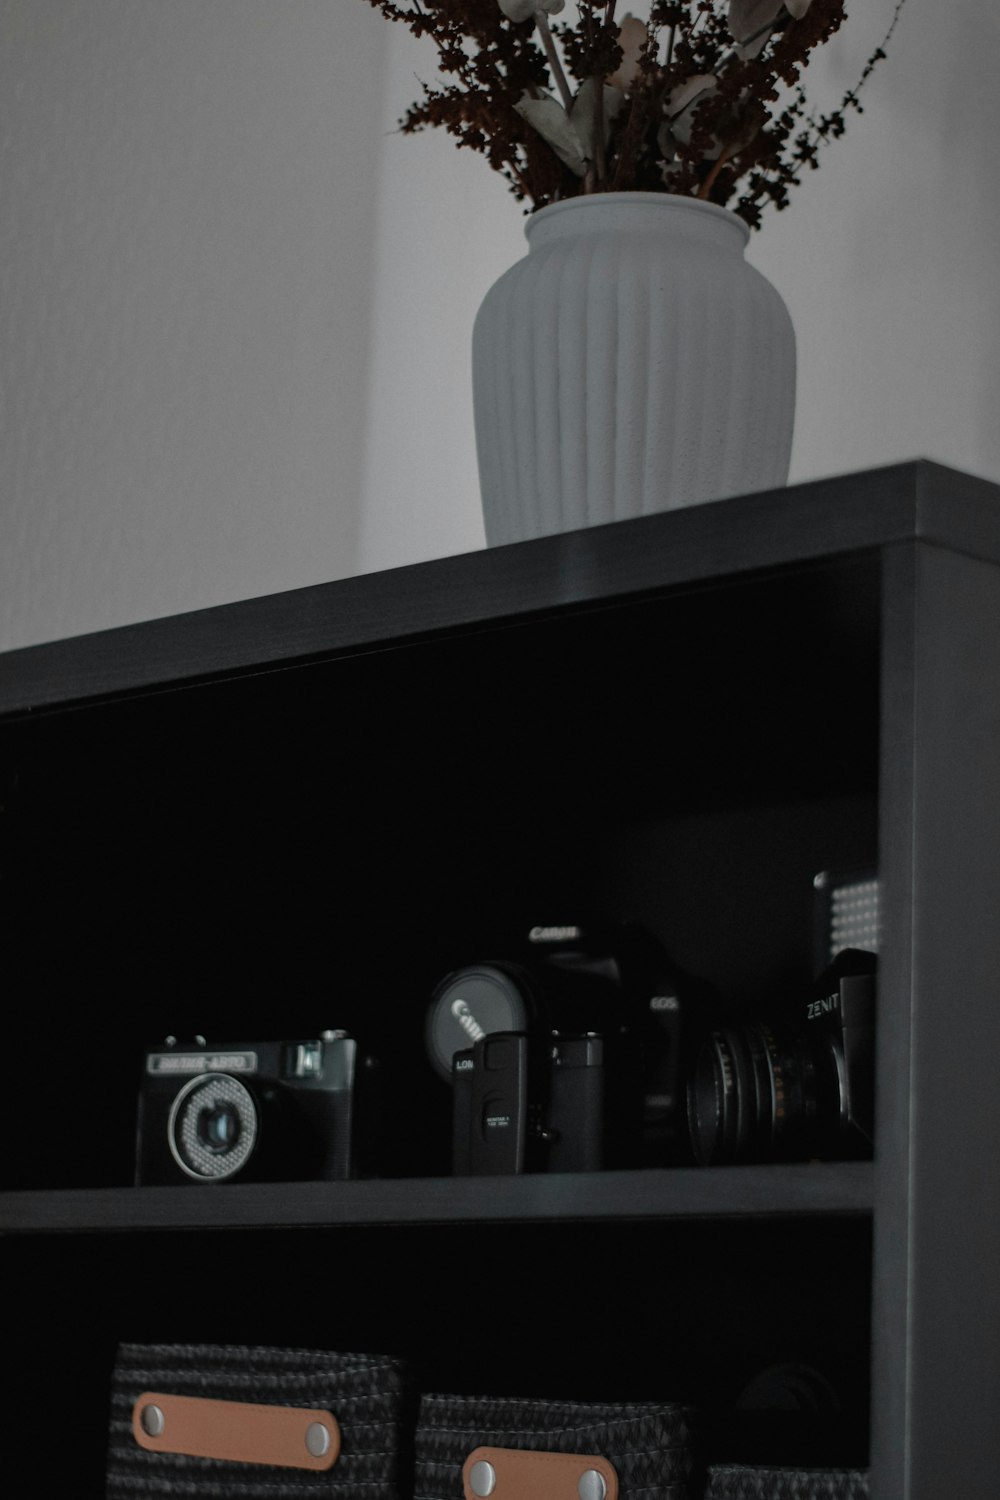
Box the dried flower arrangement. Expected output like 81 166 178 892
364 1 905 228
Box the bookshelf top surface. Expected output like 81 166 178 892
2 460 998 717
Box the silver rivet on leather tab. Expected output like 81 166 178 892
139 1403 165 1437
470 1459 497 1496
306 1422 331 1457
579 1469 607 1500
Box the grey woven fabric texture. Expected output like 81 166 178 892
105 1342 411 1498
414 1391 700 1500
704 1465 869 1500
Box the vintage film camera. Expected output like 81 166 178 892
686 947 876 1166
426 922 709 1174
135 1030 373 1185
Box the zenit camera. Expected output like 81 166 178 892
686 948 876 1166
427 922 708 1174
135 1031 371 1185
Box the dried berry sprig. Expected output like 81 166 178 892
364 1 906 226
733 0 909 224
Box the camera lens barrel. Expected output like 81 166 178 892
167 1073 259 1181
687 1023 819 1166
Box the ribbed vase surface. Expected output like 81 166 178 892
472 192 796 547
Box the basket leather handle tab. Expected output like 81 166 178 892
463 1446 619 1500
132 1391 341 1471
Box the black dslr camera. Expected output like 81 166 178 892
450 1028 609 1174
686 948 876 1166
135 1031 372 1185
427 922 705 1174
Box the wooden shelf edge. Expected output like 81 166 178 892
0 1162 874 1234
6 461 1000 720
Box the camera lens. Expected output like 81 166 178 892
687 1022 819 1166
197 1101 242 1153
168 1073 258 1181
426 964 532 1081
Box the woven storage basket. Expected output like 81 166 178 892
704 1465 869 1500
105 1342 411 1498
414 1392 699 1500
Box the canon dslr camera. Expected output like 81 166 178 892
427 922 704 1174
135 1031 370 1185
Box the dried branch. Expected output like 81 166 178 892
364 0 908 227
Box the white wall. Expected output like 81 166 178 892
0 1 387 652
751 1 1000 492
3 1 1000 651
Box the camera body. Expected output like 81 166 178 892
452 1029 607 1174
428 922 708 1174
687 948 876 1167
135 1031 367 1185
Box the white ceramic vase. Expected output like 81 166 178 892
471 191 796 547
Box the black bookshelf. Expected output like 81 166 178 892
3 460 1000 1498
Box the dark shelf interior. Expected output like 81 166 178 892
0 540 885 1488
0 553 880 1191
4 1214 873 1487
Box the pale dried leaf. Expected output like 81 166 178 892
657 119 677 161
607 14 648 91
666 74 729 157
514 91 589 176
498 0 537 21
736 29 773 60
727 0 784 45
667 73 718 141
570 78 626 159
